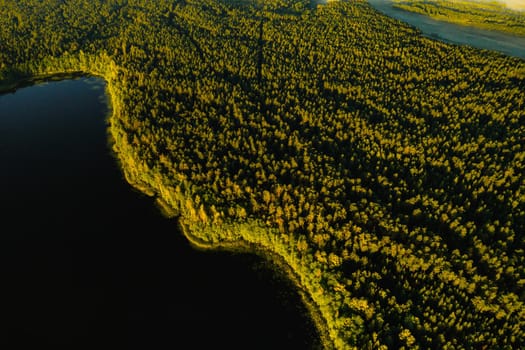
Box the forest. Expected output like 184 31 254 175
1 0 524 349
393 0 525 36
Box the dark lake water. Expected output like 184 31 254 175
368 0 525 59
0 77 319 349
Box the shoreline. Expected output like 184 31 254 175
0 71 88 94
367 0 525 59
178 220 332 350
389 1 525 37
2 73 334 349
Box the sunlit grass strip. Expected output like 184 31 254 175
392 0 525 36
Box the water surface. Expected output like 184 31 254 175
368 0 525 59
0 77 320 350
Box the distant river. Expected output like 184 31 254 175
368 0 525 59
0 77 319 349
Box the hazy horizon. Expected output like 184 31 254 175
464 0 525 10
494 0 525 10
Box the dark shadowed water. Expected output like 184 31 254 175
368 0 525 59
0 77 320 350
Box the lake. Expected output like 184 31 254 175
0 77 320 349
368 0 525 59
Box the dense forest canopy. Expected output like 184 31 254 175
1 0 524 349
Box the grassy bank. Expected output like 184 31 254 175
393 0 525 36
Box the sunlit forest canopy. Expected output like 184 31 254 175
1 0 524 349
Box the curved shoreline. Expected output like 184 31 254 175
1 71 334 349
140 195 334 348
178 220 331 350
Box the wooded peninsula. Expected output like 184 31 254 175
1 0 524 349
